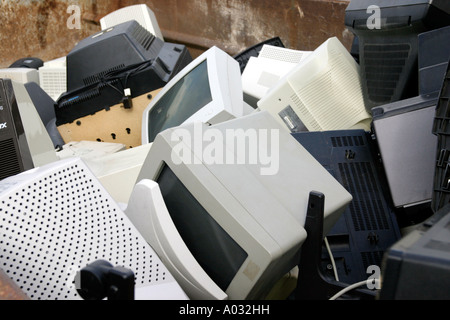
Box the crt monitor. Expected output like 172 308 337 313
56 19 192 132
345 0 450 111
241 44 311 109
0 157 188 300
65 19 165 92
100 4 164 41
38 56 67 101
141 46 246 144
257 37 372 134
127 110 353 299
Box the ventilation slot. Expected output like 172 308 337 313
339 162 390 231
82 64 125 86
363 43 411 104
361 251 384 271
131 23 155 51
0 139 22 180
331 135 365 147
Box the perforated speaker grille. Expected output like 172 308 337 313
0 158 171 300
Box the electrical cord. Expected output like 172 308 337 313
96 59 155 103
324 237 381 300
329 279 381 300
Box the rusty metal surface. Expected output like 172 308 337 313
0 0 352 67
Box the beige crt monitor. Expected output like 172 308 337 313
257 37 372 133
127 110 352 300
242 45 311 108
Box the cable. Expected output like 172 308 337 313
328 279 381 300
324 237 339 281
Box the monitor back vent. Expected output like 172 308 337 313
0 160 170 300
361 251 384 271
0 138 22 180
331 135 365 147
130 23 156 51
339 162 390 231
363 43 411 104
82 64 125 86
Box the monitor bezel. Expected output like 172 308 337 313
141 46 244 144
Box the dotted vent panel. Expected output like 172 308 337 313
0 159 169 300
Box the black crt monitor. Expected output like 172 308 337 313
56 20 192 126
291 129 401 286
345 0 450 111
379 203 450 300
66 20 163 92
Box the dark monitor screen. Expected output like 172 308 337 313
147 60 212 142
156 163 248 291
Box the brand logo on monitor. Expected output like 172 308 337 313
170 122 280 176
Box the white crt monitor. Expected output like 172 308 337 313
257 37 372 133
242 44 311 108
127 110 352 300
100 4 164 41
141 46 245 144
0 157 188 300
38 56 67 101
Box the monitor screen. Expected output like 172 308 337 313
157 163 248 291
147 60 212 142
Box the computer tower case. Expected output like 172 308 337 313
0 78 34 180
